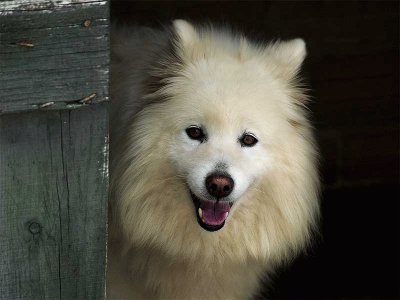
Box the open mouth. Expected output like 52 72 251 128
190 192 233 232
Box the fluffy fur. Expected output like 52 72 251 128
108 20 320 299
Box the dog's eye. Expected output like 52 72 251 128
240 133 258 147
186 126 206 142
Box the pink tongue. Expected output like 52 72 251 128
200 201 231 226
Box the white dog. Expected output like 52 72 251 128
107 20 320 299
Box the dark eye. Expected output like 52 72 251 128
186 126 206 142
240 133 258 147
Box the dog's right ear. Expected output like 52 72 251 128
172 20 200 58
265 39 307 81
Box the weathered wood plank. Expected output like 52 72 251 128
0 103 109 299
0 0 109 114
0 0 107 12
0 0 109 298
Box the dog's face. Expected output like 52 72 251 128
157 21 309 232
165 57 296 232
168 104 274 231
148 20 308 232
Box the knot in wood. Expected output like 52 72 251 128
28 222 41 235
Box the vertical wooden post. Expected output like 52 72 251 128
0 1 109 299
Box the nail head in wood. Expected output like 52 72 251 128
83 20 92 27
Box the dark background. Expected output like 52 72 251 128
111 1 399 299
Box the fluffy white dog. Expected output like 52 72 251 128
107 20 320 299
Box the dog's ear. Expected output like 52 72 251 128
265 39 307 81
172 20 199 55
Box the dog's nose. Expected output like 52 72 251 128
205 173 234 198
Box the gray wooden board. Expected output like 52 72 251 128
0 0 109 114
0 103 109 299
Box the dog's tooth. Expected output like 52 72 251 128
198 208 203 218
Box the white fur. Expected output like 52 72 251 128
108 20 320 299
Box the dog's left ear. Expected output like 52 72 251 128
265 39 307 81
172 20 199 57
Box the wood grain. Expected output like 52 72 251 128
0 104 109 299
0 0 109 114
0 1 109 298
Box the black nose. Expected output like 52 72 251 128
205 173 234 198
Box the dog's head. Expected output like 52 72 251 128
112 20 319 262
162 20 310 231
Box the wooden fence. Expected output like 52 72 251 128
0 1 109 299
